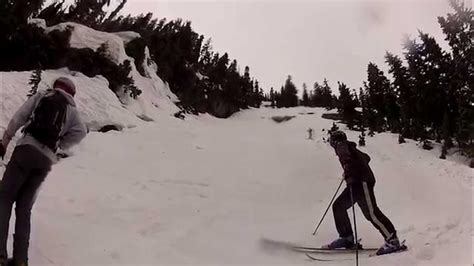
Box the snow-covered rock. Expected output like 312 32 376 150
28 18 47 29
113 31 142 43
20 21 180 121
0 21 181 131
46 22 128 64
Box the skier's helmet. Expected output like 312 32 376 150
329 130 347 148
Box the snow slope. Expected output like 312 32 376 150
0 106 470 265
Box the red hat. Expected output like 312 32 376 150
54 77 76 97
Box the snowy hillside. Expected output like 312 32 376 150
0 19 472 266
1 103 472 265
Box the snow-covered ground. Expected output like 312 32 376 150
0 106 471 265
0 19 471 266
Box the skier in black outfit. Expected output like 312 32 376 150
325 130 402 255
0 77 87 266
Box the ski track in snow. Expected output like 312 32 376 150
1 107 472 265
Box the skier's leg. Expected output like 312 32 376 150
357 182 396 240
332 187 353 238
0 147 31 261
13 149 51 263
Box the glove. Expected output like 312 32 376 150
0 142 5 160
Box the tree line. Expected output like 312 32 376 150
0 0 264 117
266 1 472 163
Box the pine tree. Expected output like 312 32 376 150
302 83 310 106
277 75 298 107
322 79 335 109
311 78 334 108
337 82 358 129
358 130 366 146
97 42 111 61
67 0 111 27
102 0 127 25
269 87 276 107
438 0 473 160
38 1 66 26
120 60 142 99
403 32 451 142
312 81 323 107
28 66 42 97
386 52 413 137
363 62 391 132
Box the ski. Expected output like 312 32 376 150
260 238 377 254
305 242 408 262
306 253 353 262
296 246 378 253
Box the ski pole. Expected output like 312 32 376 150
349 185 359 266
312 178 344 236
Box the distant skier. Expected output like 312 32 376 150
325 130 403 255
307 128 313 140
0 77 87 266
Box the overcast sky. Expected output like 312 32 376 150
119 0 456 93
45 0 457 93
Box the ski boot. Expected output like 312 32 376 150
322 235 362 250
376 236 406 255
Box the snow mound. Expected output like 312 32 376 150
46 22 128 65
40 21 178 119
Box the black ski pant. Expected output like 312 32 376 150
333 182 397 241
0 145 52 262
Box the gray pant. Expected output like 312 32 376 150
0 145 52 262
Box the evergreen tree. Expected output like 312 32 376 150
102 0 127 24
269 87 276 107
403 32 451 141
386 52 414 137
363 62 391 132
358 130 366 146
311 78 334 108
321 78 334 109
276 75 298 107
438 0 473 159
28 66 42 97
312 81 323 107
67 0 111 27
301 83 310 106
337 82 358 129
38 1 67 26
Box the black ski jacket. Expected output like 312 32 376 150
334 141 375 185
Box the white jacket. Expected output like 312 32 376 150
2 89 87 163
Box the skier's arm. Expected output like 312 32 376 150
58 108 87 150
335 142 356 178
2 93 42 148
